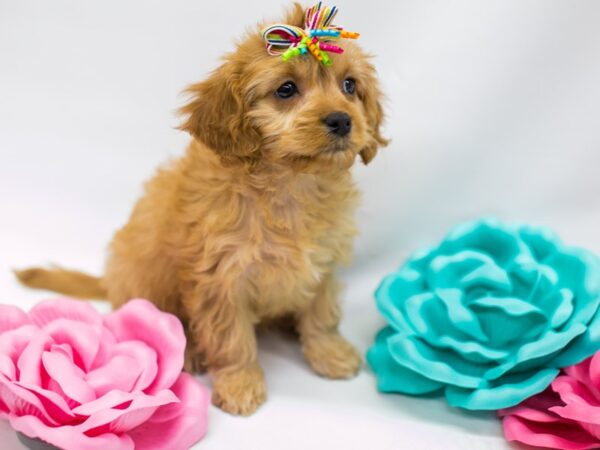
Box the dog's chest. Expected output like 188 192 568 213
237 177 358 316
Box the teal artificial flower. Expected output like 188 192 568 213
367 219 600 410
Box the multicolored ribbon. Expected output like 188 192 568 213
261 2 360 66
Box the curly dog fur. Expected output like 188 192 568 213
16 3 387 415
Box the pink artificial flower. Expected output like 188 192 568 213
500 352 600 450
0 298 209 450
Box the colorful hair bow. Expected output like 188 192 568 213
261 2 360 66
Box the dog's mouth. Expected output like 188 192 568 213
323 137 352 154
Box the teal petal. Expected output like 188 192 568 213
526 264 560 304
547 249 600 327
427 250 512 293
439 219 524 266
405 246 436 272
546 288 574 329
366 328 443 395
374 272 424 333
551 308 600 367
402 289 510 363
387 334 489 389
518 225 560 262
402 292 437 335
434 335 509 363
402 291 483 346
470 296 547 346
445 368 559 410
435 288 488 342
507 253 544 300
484 324 586 380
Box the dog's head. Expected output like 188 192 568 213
180 3 387 171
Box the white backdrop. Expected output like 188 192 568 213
1 1 600 449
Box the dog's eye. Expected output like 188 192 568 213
275 81 298 99
342 78 356 95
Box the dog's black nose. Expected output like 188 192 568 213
324 112 352 137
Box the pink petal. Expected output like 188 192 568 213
551 401 600 427
76 390 179 435
0 374 59 426
503 415 599 450
0 355 15 380
565 357 593 385
128 373 210 450
110 341 158 392
553 376 600 410
28 298 103 329
104 300 185 394
0 305 30 333
0 325 39 373
589 353 600 390
17 330 53 386
86 355 142 397
13 380 77 424
44 319 101 372
90 327 118 370
71 389 174 418
0 398 7 417
580 422 600 441
42 350 96 405
9 414 134 450
72 390 139 416
500 403 563 424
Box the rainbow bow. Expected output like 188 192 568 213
261 2 360 66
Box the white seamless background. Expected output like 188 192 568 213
1 1 599 449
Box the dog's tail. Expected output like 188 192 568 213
14 266 107 299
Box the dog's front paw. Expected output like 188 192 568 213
212 364 267 416
302 333 362 379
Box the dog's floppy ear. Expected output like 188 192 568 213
179 60 262 164
359 64 388 165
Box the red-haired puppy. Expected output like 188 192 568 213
17 3 387 415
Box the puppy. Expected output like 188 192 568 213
16 3 387 415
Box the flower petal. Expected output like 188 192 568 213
76 389 179 435
89 327 118 370
0 374 59 426
518 225 560 262
366 327 444 395
43 319 101 372
499 386 565 423
503 415 599 450
485 324 586 381
387 334 488 389
12 380 77 424
439 218 524 266
109 341 158 392
0 305 30 333
103 300 185 394
28 298 103 329
42 350 96 405
374 271 425 333
9 415 134 450
86 355 143 397
470 295 547 347
128 372 210 450
434 288 488 342
17 330 53 386
552 309 600 368
427 250 512 293
445 368 559 410
0 325 38 377
547 250 600 327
